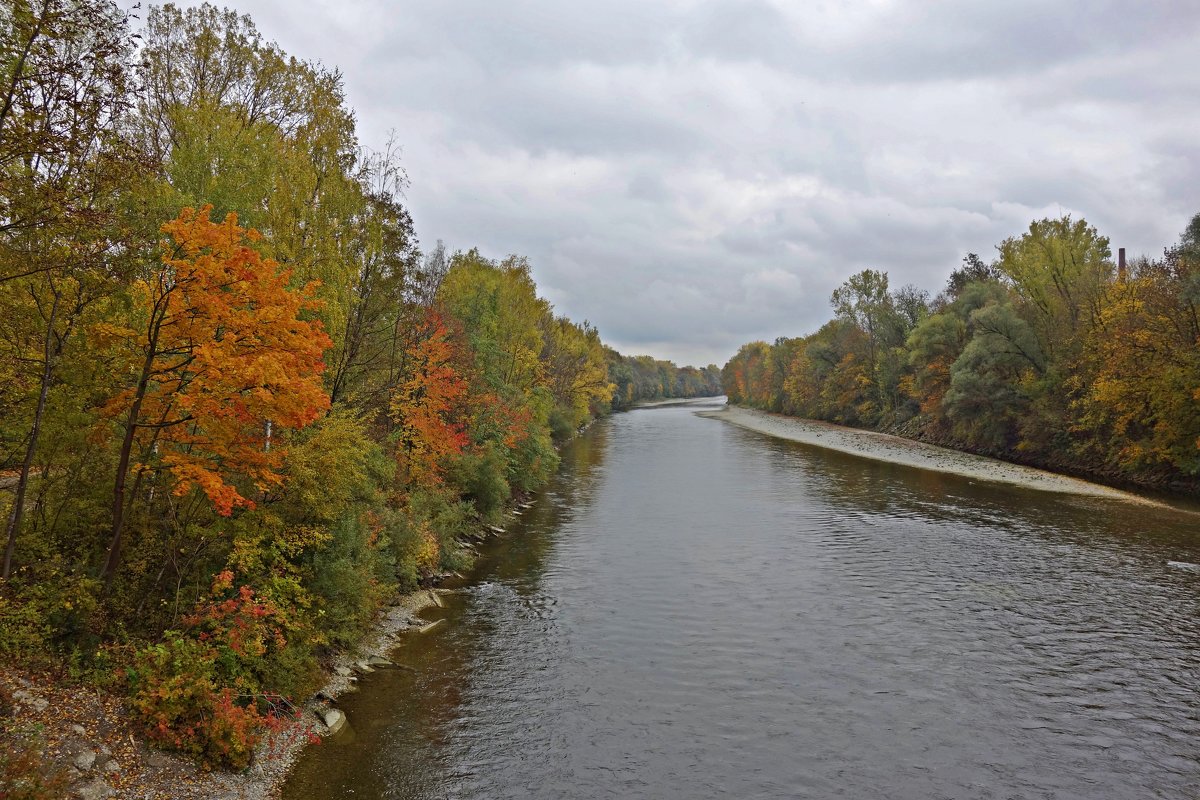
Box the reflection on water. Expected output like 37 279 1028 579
284 399 1200 800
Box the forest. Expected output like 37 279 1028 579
722 215 1200 493
0 0 718 776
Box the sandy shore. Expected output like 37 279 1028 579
699 405 1163 506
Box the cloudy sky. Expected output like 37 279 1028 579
125 0 1200 366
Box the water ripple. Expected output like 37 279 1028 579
284 405 1200 800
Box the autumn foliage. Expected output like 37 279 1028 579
102 206 332 515
390 311 469 487
129 569 295 769
722 216 1200 491
0 1 695 774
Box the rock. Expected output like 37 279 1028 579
428 590 444 608
73 778 115 800
100 758 120 775
11 688 48 713
417 619 445 634
321 707 346 735
353 661 375 673
73 750 97 772
365 654 393 667
71 724 87 736
334 665 352 677
143 749 174 770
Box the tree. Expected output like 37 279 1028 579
390 310 469 488
996 216 1112 359
540 316 612 434
133 3 370 354
0 0 134 272
1076 239 1200 476
943 303 1044 450
97 206 331 585
326 142 421 408
945 253 1000 299
1 0 138 578
829 270 908 422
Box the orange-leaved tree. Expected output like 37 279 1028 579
98 206 331 585
389 309 469 489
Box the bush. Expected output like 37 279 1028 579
128 573 295 769
0 573 100 661
306 513 392 650
548 407 576 441
0 740 69 800
449 444 509 521
129 632 271 770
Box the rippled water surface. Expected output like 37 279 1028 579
284 399 1200 799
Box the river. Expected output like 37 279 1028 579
282 398 1200 799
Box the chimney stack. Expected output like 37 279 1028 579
1118 247 1127 282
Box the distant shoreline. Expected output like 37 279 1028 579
699 405 1165 507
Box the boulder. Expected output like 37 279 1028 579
72 750 97 772
73 778 115 800
333 666 352 677
321 707 346 735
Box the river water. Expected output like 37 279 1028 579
283 399 1200 800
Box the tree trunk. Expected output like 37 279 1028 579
2 294 58 580
101 320 161 588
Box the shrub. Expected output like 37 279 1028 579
128 631 279 770
0 740 69 800
128 572 295 769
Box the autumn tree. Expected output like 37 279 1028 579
327 142 423 409
98 206 331 585
540 316 613 436
389 310 469 488
996 216 1112 359
1076 236 1200 477
132 3 376 356
0 0 139 578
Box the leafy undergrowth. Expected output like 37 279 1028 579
0 666 310 800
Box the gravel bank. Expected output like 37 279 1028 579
699 405 1162 506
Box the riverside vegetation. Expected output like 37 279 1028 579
0 1 720 788
722 214 1200 495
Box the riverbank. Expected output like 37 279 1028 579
1 589 447 800
700 405 1164 506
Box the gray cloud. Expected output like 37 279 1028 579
124 0 1200 365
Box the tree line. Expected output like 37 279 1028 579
722 214 1200 492
0 0 716 770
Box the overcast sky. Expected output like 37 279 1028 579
125 1 1200 366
